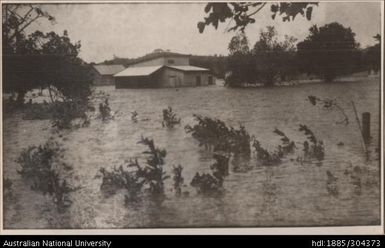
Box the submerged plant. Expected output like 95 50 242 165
252 139 281 166
185 114 251 156
273 128 296 154
17 141 77 210
307 95 349 126
131 111 138 122
190 153 230 195
162 106 181 128
172 165 184 196
299 124 325 161
99 136 170 204
99 98 113 122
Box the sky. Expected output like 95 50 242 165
20 2 382 63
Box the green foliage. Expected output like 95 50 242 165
297 22 360 82
17 141 76 211
190 154 230 194
198 3 317 33
185 114 251 156
299 124 325 161
162 106 181 128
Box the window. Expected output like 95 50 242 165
167 59 175 64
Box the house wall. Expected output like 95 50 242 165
157 68 185 87
92 74 115 86
183 71 212 86
115 76 156 88
130 56 190 67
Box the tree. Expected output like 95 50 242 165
2 4 56 103
252 26 298 86
3 30 92 105
225 33 256 87
198 2 318 33
363 34 381 74
2 4 55 55
297 22 360 82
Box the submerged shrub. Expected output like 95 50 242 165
190 153 230 195
273 128 296 154
185 114 251 156
17 141 77 210
99 98 113 122
307 95 349 125
252 140 281 166
99 137 170 204
51 101 90 130
162 106 181 128
172 165 184 196
131 111 138 123
299 124 325 160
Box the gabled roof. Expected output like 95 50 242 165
166 65 209 72
114 65 163 77
93 64 125 75
126 52 190 66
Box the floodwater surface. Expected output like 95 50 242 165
3 78 381 228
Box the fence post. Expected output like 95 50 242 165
362 112 371 144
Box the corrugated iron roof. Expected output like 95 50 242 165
114 66 163 77
126 52 190 66
166 65 209 72
93 64 125 75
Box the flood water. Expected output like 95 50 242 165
3 78 381 228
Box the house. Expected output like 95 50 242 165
91 64 125 85
113 51 214 88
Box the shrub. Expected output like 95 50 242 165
185 114 251 156
162 107 181 128
190 153 229 194
307 95 349 125
99 137 170 204
131 111 138 123
299 124 325 160
99 98 113 122
17 141 76 211
51 101 90 130
252 139 281 166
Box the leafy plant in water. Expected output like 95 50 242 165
252 139 281 166
99 98 113 122
162 106 181 128
190 153 230 195
131 111 138 123
273 128 296 154
307 95 349 125
172 165 184 196
185 114 251 156
17 141 76 211
299 124 325 161
51 101 90 130
99 137 170 204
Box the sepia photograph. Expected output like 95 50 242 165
1 1 383 233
